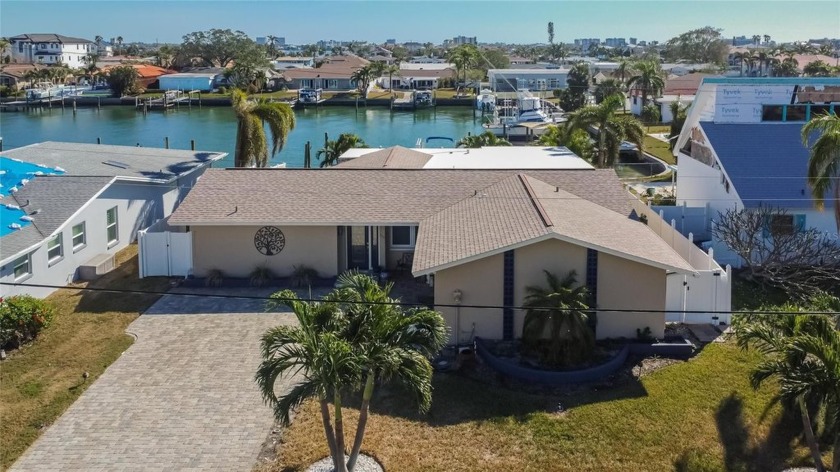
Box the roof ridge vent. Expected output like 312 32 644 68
517 174 553 228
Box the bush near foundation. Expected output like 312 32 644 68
0 295 55 349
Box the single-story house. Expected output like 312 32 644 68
100 64 174 89
158 72 221 92
280 54 369 90
166 146 701 341
378 67 457 90
0 63 47 90
0 142 226 298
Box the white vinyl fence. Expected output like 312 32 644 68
633 199 732 325
138 219 192 278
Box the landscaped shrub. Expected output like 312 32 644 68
0 295 56 349
205 268 224 288
250 266 275 287
290 264 319 288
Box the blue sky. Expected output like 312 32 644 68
2 1 838 45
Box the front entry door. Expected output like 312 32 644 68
346 226 379 271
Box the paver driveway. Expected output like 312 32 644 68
11 288 303 472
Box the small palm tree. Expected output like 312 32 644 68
736 315 840 472
318 133 367 167
802 113 840 231
568 94 645 168
350 65 373 96
456 131 511 148
333 272 447 470
231 89 296 167
257 291 362 472
522 270 593 367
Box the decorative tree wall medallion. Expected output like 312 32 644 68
254 226 286 255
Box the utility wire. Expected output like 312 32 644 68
3 281 839 316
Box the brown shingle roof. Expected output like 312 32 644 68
335 146 432 169
413 174 694 274
663 73 715 96
168 168 633 226
280 54 370 80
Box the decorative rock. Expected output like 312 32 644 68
306 454 384 472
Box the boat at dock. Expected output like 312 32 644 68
392 90 435 110
295 88 324 108
23 82 86 101
483 89 566 139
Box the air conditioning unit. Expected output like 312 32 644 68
79 253 116 280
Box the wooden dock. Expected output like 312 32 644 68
135 90 198 112
0 95 73 112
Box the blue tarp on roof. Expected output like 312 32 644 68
0 157 64 237
700 121 833 209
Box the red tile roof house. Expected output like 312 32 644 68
165 146 730 343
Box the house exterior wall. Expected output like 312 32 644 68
431 239 669 343
290 78 355 90
0 167 210 299
433 254 504 342
158 76 216 92
488 70 569 92
190 226 339 278
596 253 666 339
512 239 588 338
11 40 93 67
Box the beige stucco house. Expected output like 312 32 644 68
167 146 696 343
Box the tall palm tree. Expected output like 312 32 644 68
116 36 124 55
521 270 593 367
736 314 840 472
626 61 664 112
385 64 400 91
568 94 645 168
456 131 511 148
446 44 479 89
318 133 367 167
802 113 840 231
266 35 278 58
615 59 633 83
231 89 296 167
733 51 751 77
333 272 447 471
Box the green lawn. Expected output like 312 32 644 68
0 246 171 469
643 135 676 165
264 342 824 471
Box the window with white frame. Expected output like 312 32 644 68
13 254 32 280
391 226 418 248
47 233 63 262
72 222 86 250
106 207 119 245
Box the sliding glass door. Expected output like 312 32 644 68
346 226 379 271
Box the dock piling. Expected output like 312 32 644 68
191 139 195 151
97 137 101 145
165 137 169 149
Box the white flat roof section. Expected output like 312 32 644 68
339 147 594 170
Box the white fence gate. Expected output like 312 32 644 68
632 199 732 325
138 222 192 278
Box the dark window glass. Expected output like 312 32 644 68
392 226 411 246
771 215 794 236
811 105 832 118
786 105 807 122
762 105 784 121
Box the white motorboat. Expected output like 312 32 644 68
483 89 566 138
24 82 83 100
475 88 496 112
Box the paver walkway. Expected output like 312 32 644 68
11 290 299 472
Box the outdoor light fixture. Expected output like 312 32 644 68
452 289 462 303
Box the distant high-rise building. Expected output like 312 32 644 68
256 37 267 45
605 38 626 48
732 35 752 46
385 38 396 46
452 35 477 46
629 37 637 45
574 38 600 50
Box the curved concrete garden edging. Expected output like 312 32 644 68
474 337 629 386
628 338 695 359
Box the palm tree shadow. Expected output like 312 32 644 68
348 370 646 427
675 392 799 471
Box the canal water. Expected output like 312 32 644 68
0 105 485 167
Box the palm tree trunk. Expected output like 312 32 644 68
832 432 839 472
347 372 375 471
799 396 826 472
234 120 246 167
320 398 338 461
333 392 349 472
598 123 607 168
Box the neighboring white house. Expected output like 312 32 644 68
0 142 226 298
487 68 571 92
673 77 840 267
8 34 96 67
158 72 221 92
271 56 315 69
630 94 695 123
